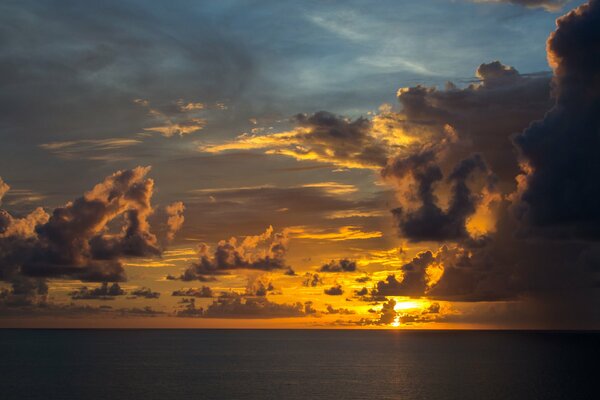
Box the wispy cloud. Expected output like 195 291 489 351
40 138 141 161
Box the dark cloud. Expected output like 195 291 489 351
69 282 125 300
324 284 344 296
373 251 434 297
514 0 600 239
171 286 214 298
396 61 551 192
319 258 357 273
178 226 289 280
325 304 356 315
130 287 160 299
0 277 48 307
302 273 323 287
175 293 309 319
384 152 495 242
376 299 397 325
201 111 394 169
246 280 276 297
291 111 390 168
204 296 307 318
116 306 164 316
0 167 179 295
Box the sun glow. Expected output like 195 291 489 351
393 299 422 311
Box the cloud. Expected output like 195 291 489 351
324 284 344 296
134 98 208 138
474 0 569 11
199 111 402 170
514 0 600 239
39 138 142 161
177 226 289 280
394 61 551 191
372 251 435 297
0 167 176 287
69 282 126 300
319 258 357 272
0 276 48 307
287 225 382 241
0 178 9 204
325 304 356 314
130 287 160 299
302 273 323 287
384 151 496 242
246 279 276 296
175 293 309 319
172 286 214 298
165 202 185 241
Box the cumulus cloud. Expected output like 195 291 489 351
130 287 160 299
177 226 290 280
319 258 357 272
0 276 48 307
0 167 177 288
373 251 435 297
172 286 214 298
384 151 496 242
325 304 355 314
175 293 310 318
165 202 185 241
514 0 600 239
302 273 323 287
324 284 344 296
69 282 126 300
246 279 276 296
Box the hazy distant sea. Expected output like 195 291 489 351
0 330 597 400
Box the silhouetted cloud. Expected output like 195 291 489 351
324 284 344 296
319 258 357 273
302 273 323 287
514 0 600 239
172 286 214 298
69 282 126 300
384 152 495 242
130 287 160 299
175 293 309 319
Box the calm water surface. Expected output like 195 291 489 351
0 330 597 400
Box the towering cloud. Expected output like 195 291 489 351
0 167 173 286
514 0 600 239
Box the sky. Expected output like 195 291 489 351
1 0 598 329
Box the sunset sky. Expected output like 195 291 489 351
1 0 598 329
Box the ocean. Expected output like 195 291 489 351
0 330 597 400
